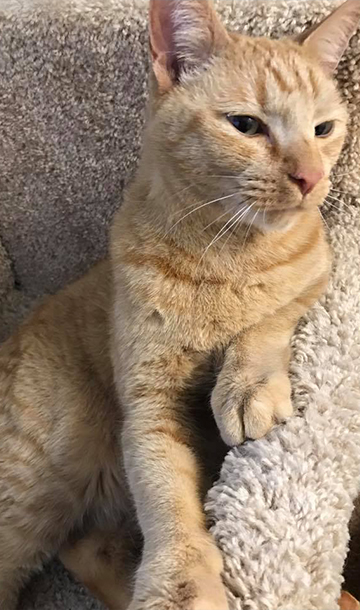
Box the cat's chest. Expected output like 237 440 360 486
123 225 329 351
150 272 298 351
151 247 328 350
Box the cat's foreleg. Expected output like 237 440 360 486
211 280 327 447
115 334 228 610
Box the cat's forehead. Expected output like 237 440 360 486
233 36 322 93
213 34 339 118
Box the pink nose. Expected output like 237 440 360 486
289 169 324 196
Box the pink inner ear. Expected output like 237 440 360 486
149 0 179 93
149 0 175 61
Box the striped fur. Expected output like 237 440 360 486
1 1 359 609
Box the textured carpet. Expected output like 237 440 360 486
0 0 359 608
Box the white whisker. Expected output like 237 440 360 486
331 171 356 178
326 194 354 213
197 203 255 271
202 196 254 233
330 188 355 198
165 191 240 236
240 207 260 252
201 207 235 233
219 208 250 255
318 209 330 233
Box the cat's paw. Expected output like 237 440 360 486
211 371 293 446
130 538 228 610
128 575 228 610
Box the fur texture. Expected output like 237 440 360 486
0 1 358 607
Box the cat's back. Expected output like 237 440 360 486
0 260 127 551
0 259 113 392
0 259 117 461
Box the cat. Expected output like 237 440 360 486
1 1 359 609
340 592 360 610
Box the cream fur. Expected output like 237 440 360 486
0 1 358 608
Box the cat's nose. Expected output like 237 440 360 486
289 168 324 196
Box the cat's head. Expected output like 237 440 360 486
146 0 360 233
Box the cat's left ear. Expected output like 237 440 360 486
149 0 230 93
297 0 360 73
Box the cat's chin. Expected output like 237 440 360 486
244 207 301 234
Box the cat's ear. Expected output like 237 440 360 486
297 0 360 73
149 0 229 93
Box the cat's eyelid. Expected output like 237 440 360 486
220 106 265 120
315 118 336 125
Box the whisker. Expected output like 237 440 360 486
201 207 236 233
326 201 353 215
241 208 260 252
164 191 240 236
204 208 247 252
332 170 355 176
329 188 356 199
197 204 254 269
170 195 213 218
171 183 195 201
326 194 354 212
219 207 251 255
318 209 330 233
331 171 356 179
201 196 253 233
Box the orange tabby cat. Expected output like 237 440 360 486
1 1 359 609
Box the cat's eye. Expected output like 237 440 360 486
227 115 264 136
315 121 334 137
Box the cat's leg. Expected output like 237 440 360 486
0 534 61 610
212 279 327 446
59 521 140 610
0 569 29 610
0 492 78 610
0 472 63 610
113 335 228 610
0 397 97 610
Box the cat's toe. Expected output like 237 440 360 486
243 394 274 439
244 373 293 440
211 388 245 446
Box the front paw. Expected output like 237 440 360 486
130 539 228 610
211 371 293 446
129 576 228 610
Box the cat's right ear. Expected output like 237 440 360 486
149 0 229 93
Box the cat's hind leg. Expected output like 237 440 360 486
0 569 30 610
0 394 89 610
0 477 79 610
59 520 141 610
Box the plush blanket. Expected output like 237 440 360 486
0 0 359 608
